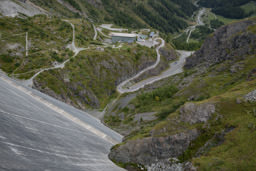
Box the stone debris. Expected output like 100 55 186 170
180 102 215 124
244 90 256 102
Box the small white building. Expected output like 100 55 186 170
111 33 137 43
149 32 155 38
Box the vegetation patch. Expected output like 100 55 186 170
0 15 76 76
35 44 156 109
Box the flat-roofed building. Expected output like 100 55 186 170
111 33 137 43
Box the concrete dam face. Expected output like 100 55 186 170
0 76 123 171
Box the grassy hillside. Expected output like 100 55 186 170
0 15 77 78
0 15 97 79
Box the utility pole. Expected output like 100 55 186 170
26 32 28 56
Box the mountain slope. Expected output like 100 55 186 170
33 45 157 109
28 0 197 33
199 0 256 19
108 18 256 170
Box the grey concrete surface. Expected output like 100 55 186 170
0 75 123 171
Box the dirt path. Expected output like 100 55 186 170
93 24 97 40
24 20 89 87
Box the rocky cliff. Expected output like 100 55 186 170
109 129 199 166
0 0 45 17
109 102 216 170
185 18 256 69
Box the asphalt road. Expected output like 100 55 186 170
0 75 123 171
117 50 193 93
186 8 206 43
117 38 165 93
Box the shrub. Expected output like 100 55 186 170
0 54 13 63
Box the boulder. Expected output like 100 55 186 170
109 129 199 167
244 90 256 102
180 102 215 124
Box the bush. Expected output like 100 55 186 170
0 54 13 63
210 19 224 29
137 85 178 106
157 100 185 119
51 51 63 62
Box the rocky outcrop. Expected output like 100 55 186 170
56 0 82 15
185 18 256 69
159 47 178 61
0 0 44 17
195 126 235 157
109 129 199 167
244 89 256 102
147 159 197 171
180 102 215 124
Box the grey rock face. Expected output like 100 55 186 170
180 102 215 124
160 47 178 61
185 19 256 69
230 62 244 73
147 159 183 171
147 160 197 171
0 0 43 17
109 129 199 167
134 112 157 122
244 89 256 102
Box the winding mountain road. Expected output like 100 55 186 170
24 20 89 87
97 27 111 38
117 38 165 93
117 50 192 93
100 24 128 32
186 8 206 43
